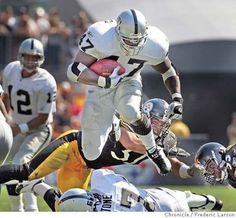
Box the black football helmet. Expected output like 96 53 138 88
195 142 228 185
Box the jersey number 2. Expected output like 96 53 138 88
8 85 32 115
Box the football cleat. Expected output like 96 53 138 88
166 146 190 158
15 178 44 194
147 146 171 175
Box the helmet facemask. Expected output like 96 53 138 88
116 9 148 56
116 29 147 56
150 115 170 139
195 144 228 185
197 158 228 185
19 53 44 73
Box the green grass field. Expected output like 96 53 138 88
0 185 235 212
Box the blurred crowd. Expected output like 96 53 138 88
0 5 91 68
53 81 87 139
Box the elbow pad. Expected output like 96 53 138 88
67 62 87 82
161 66 177 82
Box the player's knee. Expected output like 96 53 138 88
82 145 102 161
130 113 151 135
120 105 141 123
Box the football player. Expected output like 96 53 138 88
67 9 184 176
0 98 197 210
195 142 236 188
1 38 57 211
16 169 223 212
0 84 13 165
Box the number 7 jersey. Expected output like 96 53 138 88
1 61 57 124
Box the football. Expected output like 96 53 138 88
89 59 125 77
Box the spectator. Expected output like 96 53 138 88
0 6 16 34
4 6 16 31
33 7 50 46
11 7 40 59
45 8 70 69
68 11 91 58
13 6 40 39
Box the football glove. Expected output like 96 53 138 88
187 164 202 177
98 66 124 88
167 101 183 120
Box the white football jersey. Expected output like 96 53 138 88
79 20 169 80
0 84 6 121
1 61 57 124
0 84 3 95
90 169 189 212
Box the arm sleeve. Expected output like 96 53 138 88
37 79 57 114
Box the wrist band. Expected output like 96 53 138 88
97 76 106 88
19 123 29 133
162 67 177 82
179 164 191 178
172 93 182 100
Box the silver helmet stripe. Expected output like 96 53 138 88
130 9 138 34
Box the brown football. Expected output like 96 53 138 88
89 59 125 77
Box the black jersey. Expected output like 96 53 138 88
76 131 147 169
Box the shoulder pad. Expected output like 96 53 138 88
85 20 117 54
2 61 21 81
3 61 20 73
142 26 169 65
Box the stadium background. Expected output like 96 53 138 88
0 0 236 211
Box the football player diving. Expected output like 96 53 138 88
195 142 236 188
16 169 223 212
0 98 198 211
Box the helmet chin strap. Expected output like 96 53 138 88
23 66 37 74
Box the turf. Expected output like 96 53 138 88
0 185 235 211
